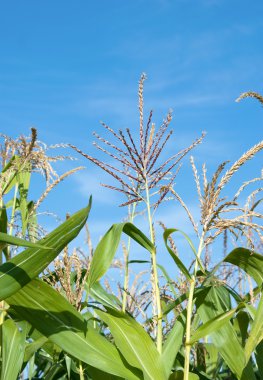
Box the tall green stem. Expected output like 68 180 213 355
122 202 137 312
183 230 205 380
145 176 163 353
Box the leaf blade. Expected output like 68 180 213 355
1 319 27 380
88 222 154 289
6 279 141 380
0 198 92 300
224 248 263 287
97 308 166 380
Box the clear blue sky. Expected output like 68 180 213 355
0 1 262 260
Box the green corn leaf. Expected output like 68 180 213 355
1 155 19 195
162 310 186 378
0 231 51 250
224 247 263 286
6 279 142 380
0 198 92 300
255 340 263 380
87 222 154 289
27 200 38 242
96 307 166 380
87 366 124 380
236 310 250 346
203 343 218 378
0 206 8 262
64 354 72 379
164 228 206 274
163 286 212 316
1 319 27 380
157 263 178 297
24 335 49 363
163 229 192 280
190 305 246 344
245 290 263 363
5 198 19 209
196 286 255 380
189 373 200 380
89 281 122 310
169 370 199 379
0 206 8 234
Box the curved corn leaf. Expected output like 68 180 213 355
169 370 199 379
87 366 124 380
190 305 246 344
245 290 263 363
203 343 219 379
96 307 166 380
224 247 263 286
87 222 154 289
157 263 178 297
0 198 92 300
0 206 8 261
128 260 150 264
6 279 141 380
24 335 49 363
255 341 263 380
196 286 255 380
163 286 212 317
1 319 27 380
165 229 206 273
89 281 122 310
236 310 250 346
1 155 19 195
162 310 186 378
0 231 51 250
163 229 191 280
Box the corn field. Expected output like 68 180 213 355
0 77 263 380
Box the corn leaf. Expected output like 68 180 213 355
0 206 8 261
0 231 51 250
87 367 124 380
203 343 218 378
196 286 255 380
157 263 178 297
163 286 212 317
89 281 122 310
169 370 199 379
87 222 154 289
190 306 242 344
0 198 92 300
245 290 263 363
162 310 186 378
6 279 142 380
224 247 263 286
163 229 192 280
24 335 49 363
1 319 27 380
96 307 166 380
236 310 250 346
1 155 19 195
255 341 263 380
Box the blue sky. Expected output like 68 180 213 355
0 1 262 267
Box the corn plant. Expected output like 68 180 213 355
0 83 262 380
